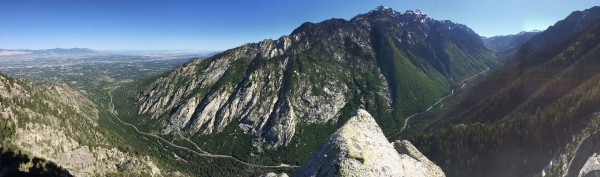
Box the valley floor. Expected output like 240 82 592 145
106 86 299 173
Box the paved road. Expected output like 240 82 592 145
175 132 210 154
386 89 454 139
387 67 489 140
107 87 299 168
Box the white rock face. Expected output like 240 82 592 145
14 123 161 177
261 172 290 177
293 109 445 177
579 153 600 177
137 37 303 148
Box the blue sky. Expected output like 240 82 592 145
0 0 598 51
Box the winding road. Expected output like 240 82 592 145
387 67 489 139
175 132 209 154
107 86 298 168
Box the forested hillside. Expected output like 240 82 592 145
408 6 600 177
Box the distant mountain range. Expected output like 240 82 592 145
0 48 98 56
484 31 541 59
0 48 219 58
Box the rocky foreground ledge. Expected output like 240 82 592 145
264 109 445 177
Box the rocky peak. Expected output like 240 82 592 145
369 6 397 16
374 5 392 11
355 6 431 23
370 5 395 14
369 6 428 17
402 9 431 22
256 35 298 58
405 9 424 15
292 109 445 177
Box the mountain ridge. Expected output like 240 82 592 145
132 6 496 155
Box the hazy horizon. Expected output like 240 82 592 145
0 47 221 53
1 0 598 51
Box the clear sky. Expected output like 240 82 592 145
0 0 598 51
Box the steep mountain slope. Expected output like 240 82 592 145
0 72 161 176
522 7 600 53
408 6 600 177
131 6 496 164
292 109 444 177
484 31 541 59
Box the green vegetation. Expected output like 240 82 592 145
0 76 114 149
109 85 295 176
111 13 499 174
409 17 600 177
2 8 504 176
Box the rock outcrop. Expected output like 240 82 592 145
541 125 600 177
393 140 446 177
293 109 444 177
579 153 600 177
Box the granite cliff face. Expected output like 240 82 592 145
293 109 444 177
542 123 600 177
136 6 496 149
